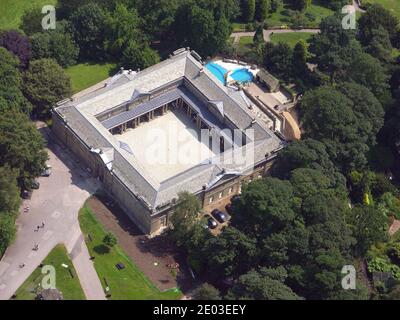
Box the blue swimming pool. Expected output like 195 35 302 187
231 68 254 83
205 62 253 85
206 62 227 84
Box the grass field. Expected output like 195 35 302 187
65 62 117 93
79 204 182 300
0 0 57 30
363 0 400 18
14 244 85 300
239 36 254 46
270 32 314 47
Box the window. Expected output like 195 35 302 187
219 192 223 199
209 196 214 203
228 187 233 194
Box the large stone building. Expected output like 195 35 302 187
52 49 285 235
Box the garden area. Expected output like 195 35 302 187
14 244 85 300
267 0 334 28
79 202 182 300
232 0 334 31
366 230 400 295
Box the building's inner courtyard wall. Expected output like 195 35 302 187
114 109 217 183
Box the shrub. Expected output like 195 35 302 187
103 232 117 247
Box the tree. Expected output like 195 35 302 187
319 0 348 10
0 166 20 214
201 227 257 278
170 192 201 247
300 86 369 171
348 205 388 256
256 0 270 22
292 0 311 11
70 3 107 60
292 39 308 75
253 24 264 47
104 4 142 59
23 58 72 116
264 42 293 80
20 8 45 35
136 0 180 40
103 232 117 247
365 26 393 64
233 178 296 237
122 41 160 71
0 110 48 189
270 0 282 12
290 168 332 199
0 47 30 113
0 214 16 257
338 82 384 145
243 0 256 22
30 21 79 67
358 3 399 46
174 4 231 57
227 267 302 300
309 14 361 82
193 283 221 300
347 52 389 101
0 30 31 69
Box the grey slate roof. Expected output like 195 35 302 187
54 50 284 212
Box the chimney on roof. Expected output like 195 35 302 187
120 67 124 74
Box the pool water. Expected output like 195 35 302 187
231 68 254 83
205 62 254 85
205 62 227 84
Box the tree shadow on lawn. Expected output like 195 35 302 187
93 244 110 255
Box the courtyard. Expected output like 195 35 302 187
115 109 216 183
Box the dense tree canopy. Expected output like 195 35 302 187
70 3 107 60
0 48 30 113
227 267 302 300
23 58 72 116
104 4 143 59
174 3 231 57
30 21 79 68
300 85 384 172
0 110 47 189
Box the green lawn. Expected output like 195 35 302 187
232 22 246 32
239 36 254 46
0 0 57 31
14 244 85 300
65 62 117 94
79 203 182 300
270 32 314 47
363 0 400 18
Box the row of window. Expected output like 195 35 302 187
208 186 235 203
207 173 263 204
